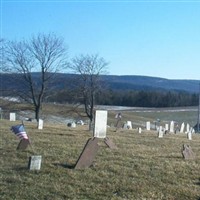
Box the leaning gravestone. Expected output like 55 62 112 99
17 138 30 150
104 137 117 149
93 110 107 138
38 119 43 129
169 121 174 133
74 137 99 169
146 121 151 131
182 144 195 160
10 113 16 121
28 155 42 170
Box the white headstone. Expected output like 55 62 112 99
10 112 16 121
138 127 142 134
165 124 169 131
187 130 192 140
180 122 185 133
169 121 174 133
146 121 151 131
93 110 107 138
71 122 76 128
38 119 43 129
28 155 42 170
127 121 132 129
158 126 163 138
186 123 190 133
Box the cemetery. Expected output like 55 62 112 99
0 102 200 200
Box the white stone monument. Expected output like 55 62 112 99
180 122 185 133
169 121 174 133
187 130 192 140
186 123 190 133
71 122 76 128
146 121 151 131
165 124 169 132
93 110 108 138
138 127 142 134
38 119 43 130
127 121 132 129
10 112 16 121
158 126 163 138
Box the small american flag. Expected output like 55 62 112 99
11 124 28 140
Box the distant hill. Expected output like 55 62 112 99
0 73 199 94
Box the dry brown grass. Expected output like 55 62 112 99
1 114 200 200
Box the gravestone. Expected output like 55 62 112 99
165 124 169 131
158 126 163 138
180 122 185 133
71 122 76 128
169 121 174 133
38 119 43 129
10 113 16 121
182 144 195 160
75 137 99 169
146 121 151 131
138 127 142 134
115 113 122 131
17 138 30 150
104 137 117 149
187 129 192 140
93 110 107 138
127 121 132 129
28 155 42 170
186 123 190 133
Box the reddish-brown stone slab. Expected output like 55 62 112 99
74 137 99 169
104 137 117 149
17 139 30 150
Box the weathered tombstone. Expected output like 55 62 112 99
182 144 195 160
180 122 185 133
71 122 76 128
115 113 122 131
28 155 42 170
38 119 43 129
169 121 174 133
10 112 16 121
187 129 192 140
158 126 163 138
165 124 169 131
17 138 30 150
104 137 117 149
138 127 142 134
146 121 151 131
93 110 107 138
186 123 190 133
127 121 132 129
75 137 99 169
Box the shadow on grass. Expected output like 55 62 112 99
53 162 75 169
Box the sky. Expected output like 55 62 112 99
1 0 200 80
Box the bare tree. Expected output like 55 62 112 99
4 33 68 122
70 54 109 130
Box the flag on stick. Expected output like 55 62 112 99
11 124 28 140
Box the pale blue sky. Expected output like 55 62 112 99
1 0 200 80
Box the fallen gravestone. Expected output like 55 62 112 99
28 155 42 170
182 144 195 160
104 137 117 149
74 137 99 169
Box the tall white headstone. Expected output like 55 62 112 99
187 129 192 140
38 119 43 130
186 123 190 133
93 110 108 138
158 126 163 138
138 127 142 134
127 121 132 129
165 124 169 131
10 113 16 121
146 121 151 131
180 122 185 133
169 121 174 133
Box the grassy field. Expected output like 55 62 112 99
0 102 200 200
